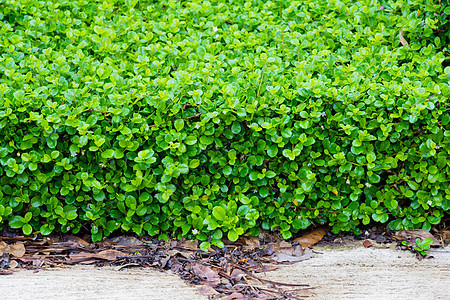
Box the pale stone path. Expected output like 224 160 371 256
266 245 450 300
1 265 207 300
1 244 448 299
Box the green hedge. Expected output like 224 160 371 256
0 0 449 249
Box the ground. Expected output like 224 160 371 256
1 242 448 300
266 244 450 300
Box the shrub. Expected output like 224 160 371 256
0 0 449 248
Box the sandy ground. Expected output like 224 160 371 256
1 244 448 300
1 265 207 300
267 243 450 300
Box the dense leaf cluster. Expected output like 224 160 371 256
0 0 449 248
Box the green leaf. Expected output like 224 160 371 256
267 145 278 157
24 212 32 223
259 186 269 198
0 148 8 158
13 90 24 101
231 121 241 134
101 149 115 159
47 139 57 148
199 241 211 252
212 206 227 221
174 119 184 131
86 115 98 126
197 46 206 58
282 149 295 160
136 205 148 216
223 166 232 175
189 159 200 169
407 181 420 191
200 136 214 145
9 216 24 229
281 231 292 239
40 224 54 236
93 190 105 201
185 136 197 145
227 229 239 241
314 159 325 166
366 152 376 163
22 224 33 235
337 213 350 222
265 170 276 178
237 205 250 216
292 218 310 229
66 211 78 221
368 173 381 183
50 150 60 159
372 213 389 223
126 196 137 210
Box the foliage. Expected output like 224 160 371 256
402 238 434 256
0 0 449 246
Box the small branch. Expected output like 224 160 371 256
181 103 198 109
233 264 310 287
117 255 160 259
86 109 112 125
256 63 266 98
298 206 339 214
187 112 202 120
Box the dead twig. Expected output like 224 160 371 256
233 264 309 287
187 112 202 120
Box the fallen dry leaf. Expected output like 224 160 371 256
114 263 140 271
222 292 246 300
271 247 313 263
231 268 247 280
197 285 219 296
441 231 450 243
192 263 221 285
398 29 409 47
70 249 124 261
160 256 170 268
92 249 124 260
16 255 45 263
166 240 178 248
0 242 26 258
9 260 18 268
393 229 440 246
363 240 372 248
264 241 292 253
177 239 199 251
278 240 292 248
110 236 144 247
64 235 90 247
0 241 7 256
240 235 260 249
293 227 327 248
167 249 192 259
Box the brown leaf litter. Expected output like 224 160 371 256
0 233 321 299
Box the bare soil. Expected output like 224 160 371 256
1 243 448 299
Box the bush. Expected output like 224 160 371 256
0 0 449 248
